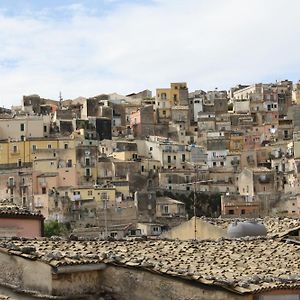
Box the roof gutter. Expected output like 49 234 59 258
53 263 107 274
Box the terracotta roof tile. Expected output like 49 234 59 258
0 237 299 294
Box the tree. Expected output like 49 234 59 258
44 220 68 237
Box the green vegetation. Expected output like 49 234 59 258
44 220 69 237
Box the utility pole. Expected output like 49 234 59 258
101 192 109 239
193 178 197 240
104 195 108 239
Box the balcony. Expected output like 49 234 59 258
73 194 81 201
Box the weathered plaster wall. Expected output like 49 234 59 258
0 251 52 295
52 270 101 297
0 218 42 238
101 265 248 300
161 217 227 240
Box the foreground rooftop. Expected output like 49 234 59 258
0 236 299 295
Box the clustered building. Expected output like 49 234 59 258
0 83 300 299
0 81 300 237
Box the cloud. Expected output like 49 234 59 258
0 0 300 107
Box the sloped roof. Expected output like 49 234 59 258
0 237 299 295
0 204 43 219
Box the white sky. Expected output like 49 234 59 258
0 0 300 107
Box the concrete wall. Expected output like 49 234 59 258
101 265 248 300
161 217 227 240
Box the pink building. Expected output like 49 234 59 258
130 105 155 138
0 205 44 238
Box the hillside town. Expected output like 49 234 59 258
0 81 300 299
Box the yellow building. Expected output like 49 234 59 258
229 132 244 152
112 150 137 161
0 137 76 167
156 82 188 122
72 186 116 208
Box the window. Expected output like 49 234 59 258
101 193 109 209
8 177 14 187
241 209 245 215
32 145 37 151
85 168 91 177
88 190 93 196
141 165 144 172
228 209 234 215
67 159 72 167
213 162 217 166
64 143 68 149
20 123 25 131
20 135 25 141
43 125 47 133
42 187 47 194
13 145 17 153
220 161 224 166
18 159 22 167
85 158 90 166
48 144 52 149
101 192 108 199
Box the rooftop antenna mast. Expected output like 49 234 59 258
59 91 63 108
